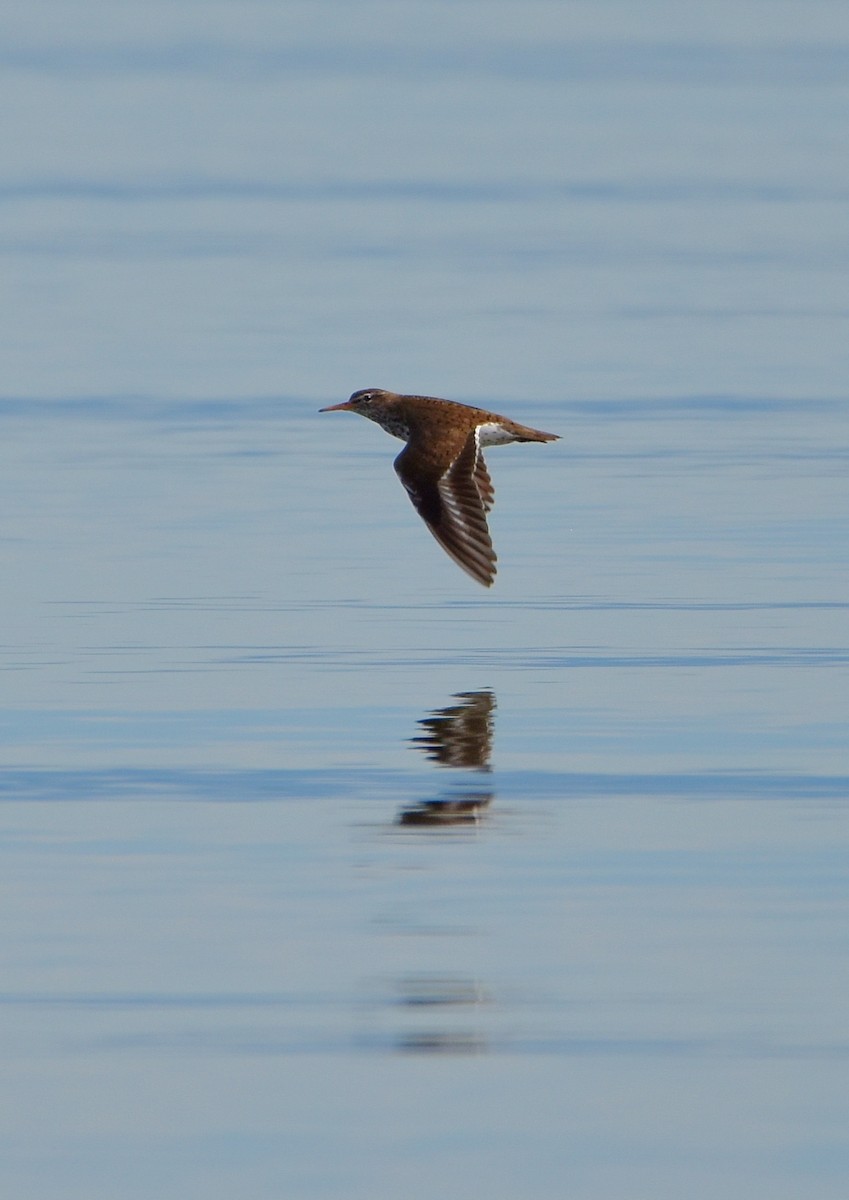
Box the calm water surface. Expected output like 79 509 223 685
2 3 849 1198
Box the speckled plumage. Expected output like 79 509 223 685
320 388 559 587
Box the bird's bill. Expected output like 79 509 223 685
318 400 356 412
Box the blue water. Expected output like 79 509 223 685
2 3 849 1198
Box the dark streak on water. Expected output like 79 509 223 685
1 767 847 803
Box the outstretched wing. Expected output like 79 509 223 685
474 449 494 513
394 429 497 587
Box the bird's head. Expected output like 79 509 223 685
319 388 389 414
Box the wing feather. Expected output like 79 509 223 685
394 430 497 587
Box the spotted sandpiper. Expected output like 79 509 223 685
319 388 559 586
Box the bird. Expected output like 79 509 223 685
319 388 558 586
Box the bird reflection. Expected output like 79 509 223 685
397 791 494 826
398 689 496 826
384 976 490 1055
381 691 498 1054
410 689 495 770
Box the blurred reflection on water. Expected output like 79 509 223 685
399 690 495 826
388 976 491 1056
387 693 494 1050
411 690 495 770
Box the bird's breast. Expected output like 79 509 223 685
369 412 411 441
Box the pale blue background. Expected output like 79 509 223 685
1 3 848 1198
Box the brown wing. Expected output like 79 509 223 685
474 451 495 513
394 429 497 587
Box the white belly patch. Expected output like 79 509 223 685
477 422 515 446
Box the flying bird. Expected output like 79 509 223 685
320 388 558 586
